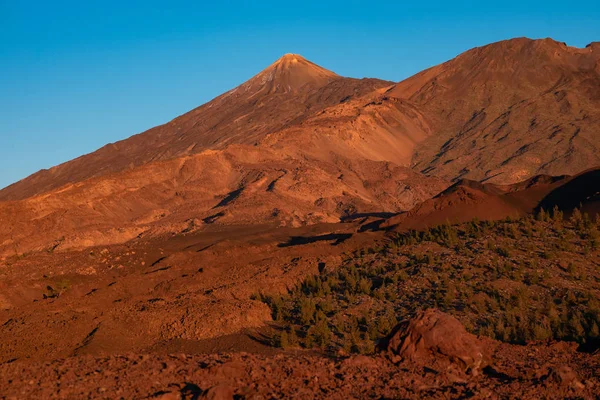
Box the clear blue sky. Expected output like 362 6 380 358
1 1 598 190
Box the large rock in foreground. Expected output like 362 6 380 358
384 309 489 375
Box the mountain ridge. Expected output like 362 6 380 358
388 37 600 183
1 37 600 256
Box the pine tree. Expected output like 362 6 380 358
536 208 547 222
588 321 600 339
300 297 316 325
288 328 298 346
279 331 289 348
571 208 584 230
552 205 564 223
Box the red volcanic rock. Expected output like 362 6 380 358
201 385 235 400
0 349 598 398
543 365 585 390
385 309 488 375
152 391 181 400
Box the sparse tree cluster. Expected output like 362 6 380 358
261 212 600 354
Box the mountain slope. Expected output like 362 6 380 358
388 38 600 184
0 54 390 201
0 56 446 256
0 138 447 256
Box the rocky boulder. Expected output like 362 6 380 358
384 309 489 375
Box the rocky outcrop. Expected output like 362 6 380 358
384 309 489 375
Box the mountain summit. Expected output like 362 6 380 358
242 54 340 94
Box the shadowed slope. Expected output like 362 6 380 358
537 168 600 216
382 168 600 231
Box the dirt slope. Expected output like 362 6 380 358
0 141 446 257
381 169 598 231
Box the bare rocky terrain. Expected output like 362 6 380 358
2 324 598 399
1 37 600 398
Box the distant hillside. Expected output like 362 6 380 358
389 38 600 184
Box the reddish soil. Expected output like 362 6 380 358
2 216 599 398
0 222 380 362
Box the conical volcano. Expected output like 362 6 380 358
0 55 387 201
242 53 340 94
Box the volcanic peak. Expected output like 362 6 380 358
243 53 340 94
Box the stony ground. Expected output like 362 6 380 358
1 338 598 399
